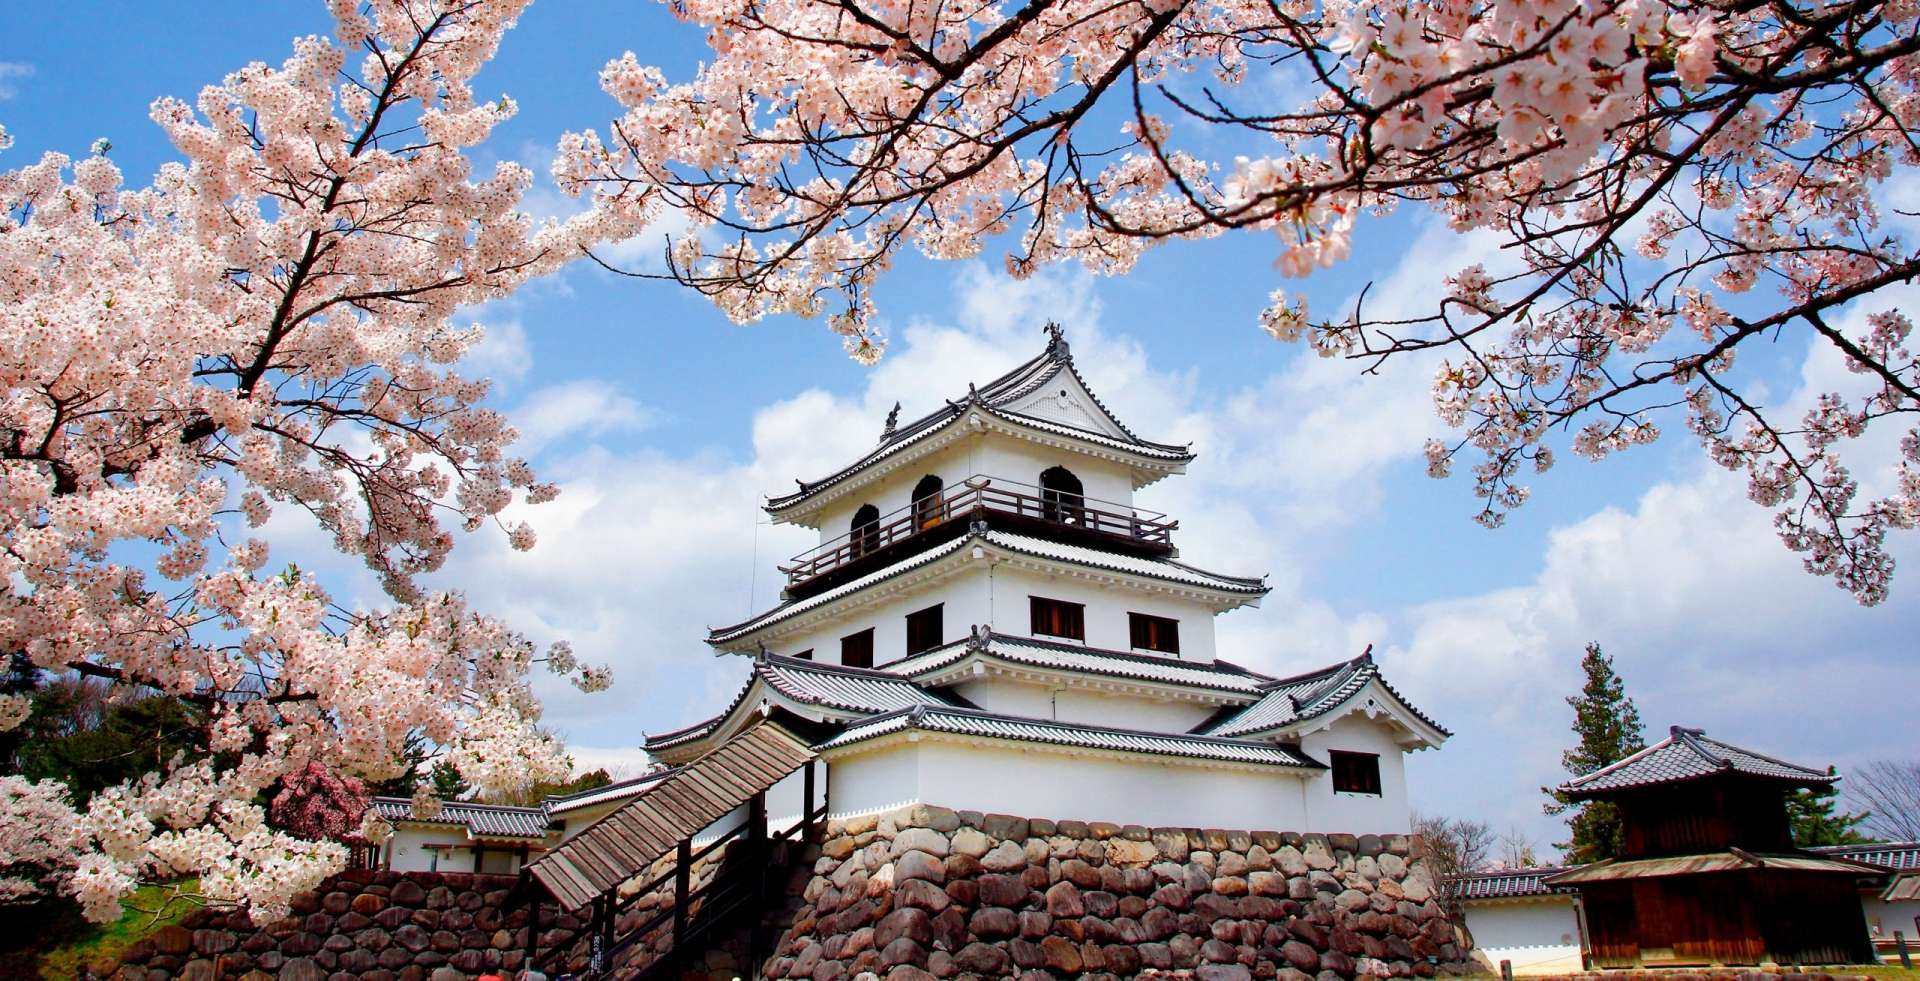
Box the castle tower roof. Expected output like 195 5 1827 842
766 324 1194 526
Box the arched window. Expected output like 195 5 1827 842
850 503 881 557
912 475 945 531
1039 466 1085 526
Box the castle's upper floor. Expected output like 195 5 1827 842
771 326 1199 599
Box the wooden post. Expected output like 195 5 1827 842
1899 930 1912 969
588 895 608 974
802 761 817 840
673 837 692 951
524 889 540 969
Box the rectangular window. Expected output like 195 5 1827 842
1330 750 1383 796
791 649 813 661
1029 596 1086 641
905 604 944 656
1128 613 1181 655
840 629 874 668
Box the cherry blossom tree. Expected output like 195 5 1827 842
0 0 625 923
558 0 1920 603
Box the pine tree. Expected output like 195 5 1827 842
1786 768 1872 845
1542 643 1646 863
429 760 471 801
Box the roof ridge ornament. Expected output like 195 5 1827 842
1044 321 1070 361
967 623 991 651
880 401 901 441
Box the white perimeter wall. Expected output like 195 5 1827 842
1865 896 1920 951
384 826 532 875
1299 711 1415 835
1461 899 1585 975
828 739 1314 831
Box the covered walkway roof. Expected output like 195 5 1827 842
525 722 815 910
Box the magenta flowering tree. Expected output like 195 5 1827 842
270 763 372 844
559 0 1920 604
0 1 621 922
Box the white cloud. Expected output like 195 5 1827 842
0 62 31 101
460 318 532 383
511 380 653 454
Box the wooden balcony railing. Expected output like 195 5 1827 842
779 476 1174 589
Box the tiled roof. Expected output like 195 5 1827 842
708 528 1264 645
1545 850 1885 884
709 536 973 644
528 723 817 911
543 769 675 816
1452 867 1578 901
816 705 1326 770
759 654 956 713
766 330 1192 514
645 653 956 752
1561 726 1835 797
1811 842 1920 871
885 630 1273 696
1200 652 1451 740
370 798 553 839
986 530 1267 593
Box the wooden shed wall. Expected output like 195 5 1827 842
1581 871 1874 968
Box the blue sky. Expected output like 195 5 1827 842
4 1 1915 856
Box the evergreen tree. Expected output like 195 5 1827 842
1542 643 1647 863
1786 768 1872 845
366 730 430 798
429 760 471 800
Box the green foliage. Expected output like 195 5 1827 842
1788 769 1872 846
7 677 205 805
429 759 471 800
366 729 430 798
1542 642 1647 864
491 767 613 806
0 879 198 979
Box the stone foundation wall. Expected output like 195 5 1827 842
762 805 1476 981
110 870 577 981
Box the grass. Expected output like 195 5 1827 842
4 879 200 980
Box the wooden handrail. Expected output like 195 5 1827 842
780 475 1174 585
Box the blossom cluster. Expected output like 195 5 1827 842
558 0 1920 603
0 0 612 921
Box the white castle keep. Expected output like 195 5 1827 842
643 324 1449 835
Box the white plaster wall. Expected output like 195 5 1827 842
983 562 1222 661
828 742 924 817
384 827 532 874
828 739 1313 830
1461 900 1585 975
386 826 448 873
809 431 1142 543
770 558 1228 669
1299 713 1414 835
951 678 1222 733
1865 896 1920 949
777 565 992 665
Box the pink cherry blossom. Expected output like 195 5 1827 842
0 0 615 922
556 0 1920 604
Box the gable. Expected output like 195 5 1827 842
1000 368 1132 440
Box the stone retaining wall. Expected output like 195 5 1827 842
762 805 1476 981
110 870 577 981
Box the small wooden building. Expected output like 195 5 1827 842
1545 726 1886 968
